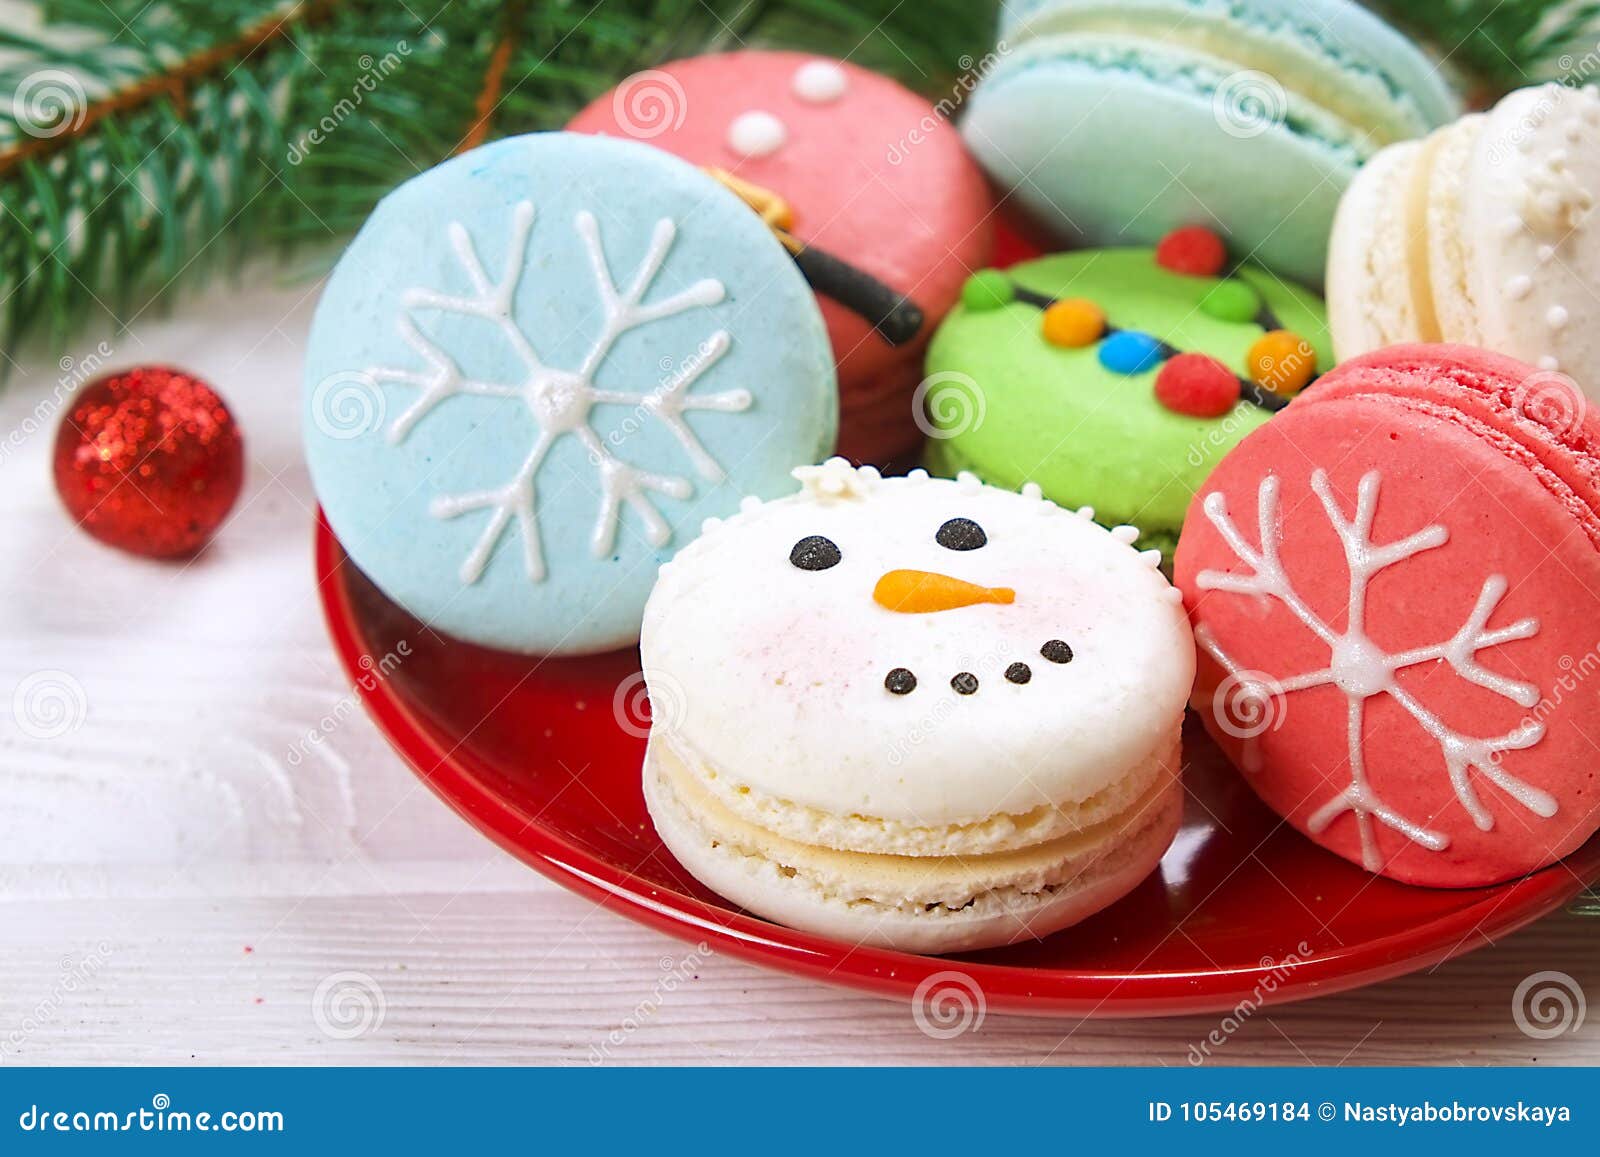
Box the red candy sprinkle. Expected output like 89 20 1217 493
1155 353 1241 417
1156 226 1228 277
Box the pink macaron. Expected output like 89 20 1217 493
569 51 995 467
1175 344 1600 887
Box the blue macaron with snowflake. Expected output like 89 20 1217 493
304 132 838 654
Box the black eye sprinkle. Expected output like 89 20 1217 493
1040 639 1074 664
935 517 987 551
789 535 841 571
951 672 979 695
885 668 917 695
1005 662 1032 684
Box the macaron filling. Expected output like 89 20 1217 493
658 728 1177 857
647 736 1181 913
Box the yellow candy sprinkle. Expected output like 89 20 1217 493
1248 330 1317 395
1041 298 1107 348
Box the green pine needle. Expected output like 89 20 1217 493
1370 0 1600 94
0 0 997 361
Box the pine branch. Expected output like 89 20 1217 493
0 0 998 362
1369 0 1600 97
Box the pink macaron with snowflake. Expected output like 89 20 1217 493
569 51 995 466
1175 344 1600 887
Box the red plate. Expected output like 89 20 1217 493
316 514 1599 1017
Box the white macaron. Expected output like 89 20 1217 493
1329 83 1600 392
639 459 1194 954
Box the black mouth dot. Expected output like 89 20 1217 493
1005 662 1032 684
885 667 917 695
951 672 979 695
1040 639 1074 664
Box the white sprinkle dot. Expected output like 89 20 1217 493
1539 355 1561 370
1538 244 1556 262
792 60 848 104
1548 305 1570 329
1506 274 1534 299
727 110 786 158
1499 215 1525 237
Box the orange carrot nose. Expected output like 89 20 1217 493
872 569 1016 614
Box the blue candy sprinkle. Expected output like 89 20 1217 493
1098 330 1164 375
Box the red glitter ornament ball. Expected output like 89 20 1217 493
52 366 244 558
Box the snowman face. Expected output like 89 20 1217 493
643 463 1193 818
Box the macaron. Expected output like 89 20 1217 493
641 459 1193 953
303 132 836 655
1175 344 1600 888
960 0 1458 286
1329 83 1600 398
924 232 1331 556
569 51 995 467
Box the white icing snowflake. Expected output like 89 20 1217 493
1195 469 1556 871
368 200 753 583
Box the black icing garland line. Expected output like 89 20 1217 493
1006 279 1302 413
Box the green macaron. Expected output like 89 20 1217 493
923 241 1331 556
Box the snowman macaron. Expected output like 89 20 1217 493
640 459 1194 954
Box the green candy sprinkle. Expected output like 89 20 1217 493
961 270 1014 311
1200 279 1260 323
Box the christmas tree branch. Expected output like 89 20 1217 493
0 0 996 362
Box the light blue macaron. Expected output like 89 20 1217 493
962 0 1458 286
304 132 837 655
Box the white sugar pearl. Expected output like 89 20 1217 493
727 110 786 158
792 60 848 103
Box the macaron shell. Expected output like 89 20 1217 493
641 471 1194 826
303 133 836 655
568 51 995 458
1177 384 1600 886
999 0 1459 136
1461 84 1600 381
924 249 1329 543
961 42 1351 286
1308 344 1600 550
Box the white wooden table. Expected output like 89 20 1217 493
1 279 1596 1066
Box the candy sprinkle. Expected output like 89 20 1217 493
1098 330 1164 375
961 270 1014 311
1200 279 1260 323
1155 353 1241 417
1248 330 1317 395
1157 225 1228 277
1041 298 1107 348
